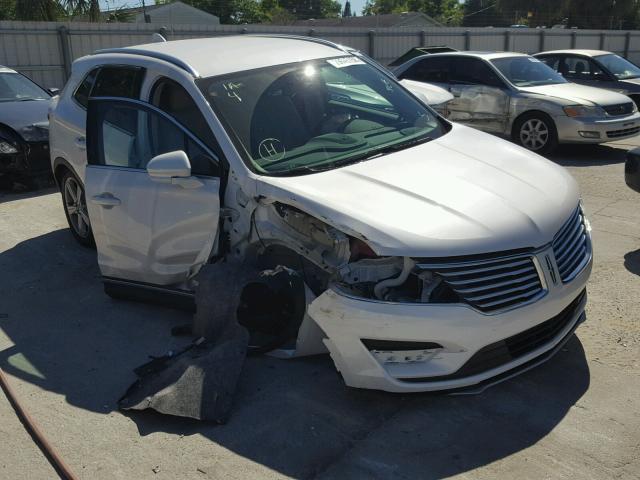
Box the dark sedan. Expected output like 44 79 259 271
535 50 640 107
0 66 55 187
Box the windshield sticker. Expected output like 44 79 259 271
327 57 366 68
258 138 286 162
223 82 243 102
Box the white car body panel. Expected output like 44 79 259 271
258 124 578 257
49 36 592 393
86 166 220 286
399 79 454 106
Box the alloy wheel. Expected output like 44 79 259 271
519 118 549 151
63 176 91 238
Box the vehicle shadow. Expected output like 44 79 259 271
0 230 591 480
0 184 57 204
624 249 640 276
548 143 627 167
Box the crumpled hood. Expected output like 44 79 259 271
257 124 580 257
518 82 632 107
0 99 50 138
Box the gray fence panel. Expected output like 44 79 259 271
4 21 640 87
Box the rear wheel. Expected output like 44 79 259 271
61 170 94 247
512 112 558 155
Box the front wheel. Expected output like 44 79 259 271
61 170 94 247
512 112 558 155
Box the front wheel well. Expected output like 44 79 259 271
53 159 74 188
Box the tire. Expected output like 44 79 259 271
60 170 95 247
512 112 558 155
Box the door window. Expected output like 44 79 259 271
150 77 219 153
88 100 218 176
450 57 505 88
73 68 99 108
399 57 450 83
562 56 606 81
73 66 145 109
538 55 560 70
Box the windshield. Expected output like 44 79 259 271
197 56 446 176
595 53 640 79
0 72 49 102
491 56 567 87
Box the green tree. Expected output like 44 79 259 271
14 0 63 20
362 0 463 24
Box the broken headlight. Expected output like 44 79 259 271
0 140 18 154
337 256 458 304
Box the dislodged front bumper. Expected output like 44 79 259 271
555 111 640 144
308 247 591 393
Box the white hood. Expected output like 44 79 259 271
519 82 632 107
257 124 579 258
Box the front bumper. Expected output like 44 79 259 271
555 112 640 143
308 246 592 393
0 141 51 177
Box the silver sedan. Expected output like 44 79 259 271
393 51 640 154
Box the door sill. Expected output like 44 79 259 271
103 276 195 312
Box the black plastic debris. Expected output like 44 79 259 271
119 260 305 422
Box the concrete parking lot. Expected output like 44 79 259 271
0 139 639 480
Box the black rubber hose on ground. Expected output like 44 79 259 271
0 366 79 480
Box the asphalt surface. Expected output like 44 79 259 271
0 139 639 480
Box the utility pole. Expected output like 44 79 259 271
142 0 150 23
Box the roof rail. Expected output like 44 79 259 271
247 34 353 54
93 48 199 77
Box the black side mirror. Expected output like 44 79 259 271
625 147 640 193
48 87 60 96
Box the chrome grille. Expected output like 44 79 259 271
603 102 634 116
552 207 590 282
417 255 544 313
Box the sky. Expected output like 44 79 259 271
99 0 368 16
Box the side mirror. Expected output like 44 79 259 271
147 150 191 178
147 150 203 189
48 87 60 96
625 148 640 193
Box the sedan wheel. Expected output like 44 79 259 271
513 113 558 155
62 171 94 246
520 118 549 151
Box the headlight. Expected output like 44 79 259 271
563 105 605 118
19 123 49 142
0 140 18 154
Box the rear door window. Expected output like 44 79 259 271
73 66 145 109
399 57 450 83
563 56 606 81
91 66 145 99
73 68 99 108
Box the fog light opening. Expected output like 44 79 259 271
578 131 600 139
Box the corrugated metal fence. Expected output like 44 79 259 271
2 20 640 88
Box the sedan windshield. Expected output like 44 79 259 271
0 72 50 102
197 56 446 176
595 53 640 79
491 56 567 87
